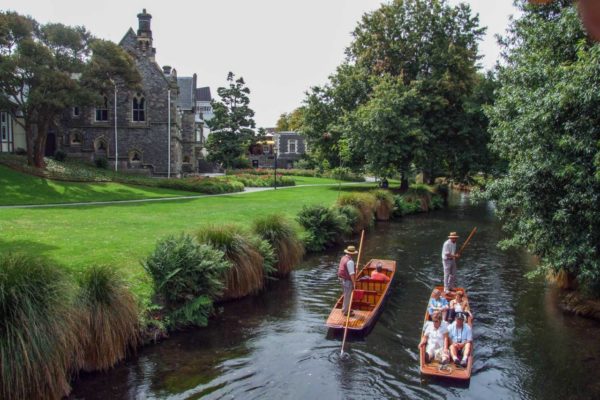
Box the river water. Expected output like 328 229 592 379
70 193 600 400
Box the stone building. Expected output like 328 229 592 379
248 130 307 169
57 9 205 176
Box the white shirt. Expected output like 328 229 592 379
442 239 457 260
424 322 448 350
346 259 355 275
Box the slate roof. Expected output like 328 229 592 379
196 87 212 102
177 77 195 110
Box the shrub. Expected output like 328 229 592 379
336 205 361 234
154 177 245 194
95 157 108 169
0 254 80 400
196 225 266 300
431 194 444 210
393 195 422 217
405 183 433 211
77 265 139 371
143 234 230 327
297 205 349 252
54 149 67 162
252 214 305 277
324 167 365 182
14 147 27 155
253 237 277 278
336 192 376 231
231 173 295 187
372 190 394 221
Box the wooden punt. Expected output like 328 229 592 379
419 286 473 380
325 259 396 334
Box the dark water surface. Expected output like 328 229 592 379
70 194 600 399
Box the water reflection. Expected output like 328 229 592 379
70 193 600 400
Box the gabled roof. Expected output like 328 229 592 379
177 77 195 110
196 87 212 102
119 28 137 51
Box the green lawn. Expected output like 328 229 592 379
288 176 347 185
0 165 198 206
0 183 375 299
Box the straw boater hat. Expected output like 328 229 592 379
344 245 358 255
448 232 459 239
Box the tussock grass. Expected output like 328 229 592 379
372 190 394 221
252 214 305 277
336 192 376 231
196 225 265 300
0 254 81 400
77 266 139 372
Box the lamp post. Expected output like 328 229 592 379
167 88 171 178
110 79 118 171
273 148 278 190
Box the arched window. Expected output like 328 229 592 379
95 137 107 152
129 150 142 162
95 96 108 121
132 94 145 122
71 132 82 145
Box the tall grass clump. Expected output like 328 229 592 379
297 205 350 252
0 254 80 400
252 214 305 277
336 192 376 231
77 266 140 371
144 234 231 327
372 190 394 221
196 225 266 300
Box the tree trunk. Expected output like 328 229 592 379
400 172 409 192
25 122 35 166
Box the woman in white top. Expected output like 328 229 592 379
448 290 472 322
419 312 449 364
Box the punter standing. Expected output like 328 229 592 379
338 245 358 317
442 232 460 293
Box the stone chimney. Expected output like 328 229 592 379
136 9 155 57
163 65 172 75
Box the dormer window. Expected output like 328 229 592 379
95 96 108 121
132 94 146 122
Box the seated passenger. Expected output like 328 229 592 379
448 312 472 367
419 311 449 364
370 262 390 282
428 289 449 320
448 290 472 322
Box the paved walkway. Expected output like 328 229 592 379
0 182 366 210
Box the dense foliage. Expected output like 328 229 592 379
206 72 257 169
143 234 230 327
299 0 494 184
484 0 600 295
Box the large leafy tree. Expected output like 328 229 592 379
484 0 600 294
206 72 256 168
0 12 139 167
275 107 305 132
301 0 489 181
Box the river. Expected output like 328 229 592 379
70 193 600 400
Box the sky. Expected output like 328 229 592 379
2 0 518 127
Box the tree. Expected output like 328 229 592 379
346 75 427 189
206 72 256 168
276 107 305 132
0 12 140 167
484 0 600 295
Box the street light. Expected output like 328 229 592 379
273 147 278 190
109 78 118 171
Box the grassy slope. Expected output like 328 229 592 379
0 184 374 299
0 165 198 206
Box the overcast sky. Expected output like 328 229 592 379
3 0 518 127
